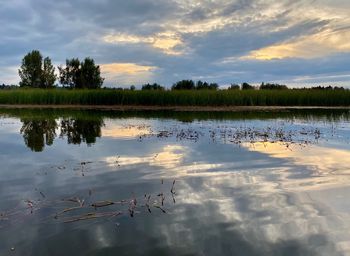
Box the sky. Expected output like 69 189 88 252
1 0 350 88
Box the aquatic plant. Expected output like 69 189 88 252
0 179 177 227
1 88 350 106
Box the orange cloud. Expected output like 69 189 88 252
100 63 157 86
103 32 183 55
242 27 350 60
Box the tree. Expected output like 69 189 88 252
41 57 57 88
196 80 205 90
19 50 56 88
142 83 164 90
172 80 195 90
259 82 288 90
19 50 43 88
196 81 219 90
58 58 82 88
228 84 240 90
58 58 104 89
80 58 104 89
241 82 254 90
208 83 219 90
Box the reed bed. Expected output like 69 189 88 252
0 88 350 106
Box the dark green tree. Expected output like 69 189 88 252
19 50 43 88
58 58 104 89
142 83 164 90
241 82 254 90
19 50 56 88
196 81 219 90
172 80 195 90
41 57 57 88
196 80 205 89
208 83 219 90
58 58 81 88
260 82 288 90
228 84 240 90
80 58 104 89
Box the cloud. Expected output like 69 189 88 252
0 66 19 85
100 63 157 86
243 24 350 60
1 0 350 87
103 32 184 55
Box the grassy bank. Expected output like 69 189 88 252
0 89 350 106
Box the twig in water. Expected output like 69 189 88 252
91 201 114 209
171 193 176 204
157 193 165 206
171 180 176 194
62 197 84 207
55 206 83 218
63 211 122 223
35 188 46 198
153 205 167 214
128 194 137 217
145 195 152 213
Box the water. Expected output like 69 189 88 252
1 108 350 256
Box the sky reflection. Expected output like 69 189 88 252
1 111 350 255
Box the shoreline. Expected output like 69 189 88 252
1 104 350 112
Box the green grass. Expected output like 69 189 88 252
0 88 350 106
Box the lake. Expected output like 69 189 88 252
0 108 350 256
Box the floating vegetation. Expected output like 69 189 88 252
63 211 122 224
0 180 177 228
139 124 324 149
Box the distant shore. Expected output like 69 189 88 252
1 104 350 112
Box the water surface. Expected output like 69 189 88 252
1 109 350 256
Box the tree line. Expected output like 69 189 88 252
139 81 345 91
18 50 104 89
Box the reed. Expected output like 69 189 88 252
0 88 350 106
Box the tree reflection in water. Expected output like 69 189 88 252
60 119 103 145
20 117 104 152
20 119 57 152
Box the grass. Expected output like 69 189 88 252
0 88 350 106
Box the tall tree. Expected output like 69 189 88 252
19 50 56 88
41 57 57 88
58 58 104 89
18 50 43 87
80 58 104 89
58 58 81 88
